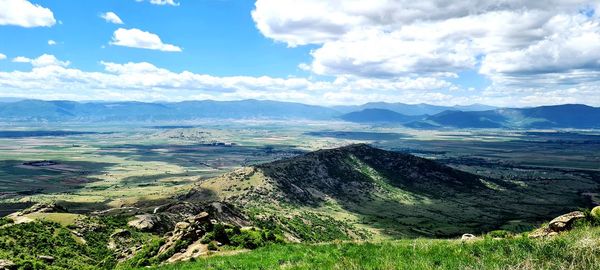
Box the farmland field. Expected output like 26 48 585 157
1 121 599 221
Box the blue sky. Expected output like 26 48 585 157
0 0 313 77
0 0 599 106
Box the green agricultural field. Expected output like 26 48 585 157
0 122 599 220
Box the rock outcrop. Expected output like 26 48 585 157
127 214 160 232
107 229 140 261
157 212 213 263
6 203 69 224
0 260 15 270
549 211 585 231
461 233 476 240
530 211 585 238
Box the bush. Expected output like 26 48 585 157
590 207 600 226
200 232 214 244
207 242 218 251
212 224 229 245
0 218 13 227
487 230 512 238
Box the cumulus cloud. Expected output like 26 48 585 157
12 54 70 67
1 55 598 106
252 0 588 46
136 0 179 6
110 28 182 52
3 0 600 107
0 55 461 105
0 0 56 27
251 0 600 103
0 53 6 60
47 40 56 45
481 14 600 76
100 12 124 24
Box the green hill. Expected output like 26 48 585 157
185 144 595 239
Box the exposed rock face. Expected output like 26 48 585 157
6 203 69 224
0 260 15 270
128 214 160 232
37 255 55 263
166 240 208 263
108 229 141 261
205 202 250 227
530 211 585 238
92 207 142 217
549 211 585 231
21 203 66 214
461 233 476 240
7 203 66 219
529 227 555 239
157 212 212 263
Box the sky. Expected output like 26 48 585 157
0 0 599 107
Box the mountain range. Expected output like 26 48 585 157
0 99 338 122
339 108 425 124
0 99 599 129
333 102 496 115
407 104 600 129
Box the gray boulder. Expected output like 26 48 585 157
0 260 15 270
549 211 585 231
461 233 476 240
127 214 160 231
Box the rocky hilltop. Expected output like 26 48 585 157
185 144 590 239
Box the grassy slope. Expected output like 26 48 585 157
146 227 600 270
189 144 595 239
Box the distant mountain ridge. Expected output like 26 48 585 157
0 99 598 129
0 99 339 122
339 109 424 123
333 102 496 115
408 104 600 129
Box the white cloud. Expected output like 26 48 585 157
12 56 30 63
0 53 6 60
0 55 462 105
110 28 182 52
12 54 70 67
481 14 600 77
251 0 600 104
0 0 56 27
100 12 124 24
252 0 588 46
150 0 179 5
136 0 179 6
48 40 56 45
1 55 600 106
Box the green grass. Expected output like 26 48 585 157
142 227 600 270
24 212 84 226
0 216 153 270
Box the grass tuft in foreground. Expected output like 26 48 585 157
144 226 600 270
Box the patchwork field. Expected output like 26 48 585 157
0 121 599 225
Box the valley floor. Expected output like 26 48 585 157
143 227 600 270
